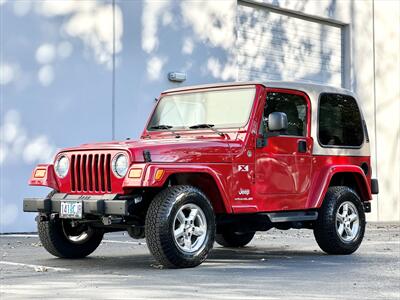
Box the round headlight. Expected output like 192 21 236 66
54 155 69 178
112 153 128 178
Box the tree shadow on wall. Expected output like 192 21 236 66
237 0 341 87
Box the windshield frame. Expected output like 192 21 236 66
145 85 258 133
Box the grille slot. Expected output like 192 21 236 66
70 153 112 193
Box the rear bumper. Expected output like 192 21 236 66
371 179 379 195
363 201 371 213
23 193 128 216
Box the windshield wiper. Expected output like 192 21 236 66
189 123 224 137
149 125 181 138
150 125 173 130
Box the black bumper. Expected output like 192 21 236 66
371 179 379 195
23 193 128 216
363 201 371 213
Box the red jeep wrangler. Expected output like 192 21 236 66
24 82 379 268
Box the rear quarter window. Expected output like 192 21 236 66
318 93 364 147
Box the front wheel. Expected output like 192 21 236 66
313 186 366 255
145 185 215 268
38 217 104 258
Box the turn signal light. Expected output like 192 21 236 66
128 169 142 178
155 169 165 181
34 169 46 178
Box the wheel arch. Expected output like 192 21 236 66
307 165 372 209
165 172 228 214
143 165 231 214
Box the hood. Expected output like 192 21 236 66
62 137 236 163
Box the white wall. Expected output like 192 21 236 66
373 0 400 221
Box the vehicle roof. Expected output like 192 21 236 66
162 81 356 98
162 80 368 157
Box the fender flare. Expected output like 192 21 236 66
28 164 59 190
137 164 232 213
306 165 372 209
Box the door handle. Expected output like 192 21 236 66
298 140 307 153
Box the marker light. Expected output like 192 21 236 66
155 169 165 181
128 169 142 178
34 169 46 178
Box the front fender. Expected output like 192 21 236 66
306 165 372 209
28 164 59 190
123 163 232 213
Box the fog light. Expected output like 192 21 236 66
34 169 46 178
155 169 165 181
128 169 142 178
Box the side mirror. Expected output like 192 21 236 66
268 112 288 132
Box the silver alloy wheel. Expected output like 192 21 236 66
61 221 92 244
336 201 360 242
67 232 89 243
172 203 208 253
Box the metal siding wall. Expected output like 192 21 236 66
113 0 237 141
1 0 113 232
237 2 343 87
0 0 236 232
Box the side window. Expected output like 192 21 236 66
318 93 364 147
265 92 307 136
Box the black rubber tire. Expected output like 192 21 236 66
38 218 104 258
216 230 255 247
313 186 366 255
37 190 104 258
145 185 215 268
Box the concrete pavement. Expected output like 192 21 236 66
1 223 399 299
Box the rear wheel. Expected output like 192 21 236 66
313 186 366 255
216 230 255 247
145 185 215 268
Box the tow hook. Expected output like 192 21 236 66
50 213 58 220
35 213 59 222
35 215 48 222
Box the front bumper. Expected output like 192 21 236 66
23 193 128 216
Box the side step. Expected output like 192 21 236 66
265 211 318 223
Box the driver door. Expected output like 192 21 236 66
255 89 313 211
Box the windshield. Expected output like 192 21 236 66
148 87 256 130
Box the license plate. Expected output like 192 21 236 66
60 201 83 219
